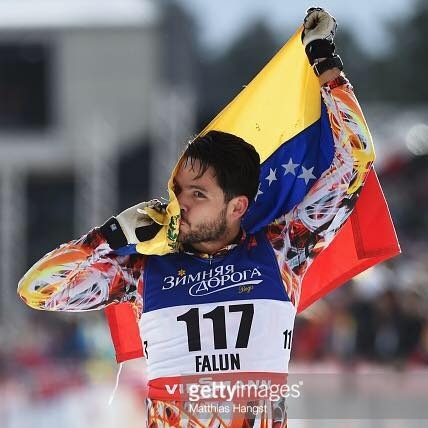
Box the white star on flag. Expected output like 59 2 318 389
281 158 299 176
265 168 277 186
254 183 263 201
298 166 316 184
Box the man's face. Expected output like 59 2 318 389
174 158 229 245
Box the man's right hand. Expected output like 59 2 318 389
116 199 165 244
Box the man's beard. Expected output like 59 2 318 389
178 207 227 245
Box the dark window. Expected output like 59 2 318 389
0 43 51 130
119 139 152 209
26 174 74 266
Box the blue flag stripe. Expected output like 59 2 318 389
242 102 334 233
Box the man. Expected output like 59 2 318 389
18 8 375 427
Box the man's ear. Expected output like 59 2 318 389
227 195 249 220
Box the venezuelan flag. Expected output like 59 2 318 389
106 27 400 362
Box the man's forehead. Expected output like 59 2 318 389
177 158 215 179
174 158 220 190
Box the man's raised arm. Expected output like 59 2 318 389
266 9 376 306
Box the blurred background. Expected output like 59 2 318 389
0 0 427 426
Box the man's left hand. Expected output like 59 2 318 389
302 7 337 46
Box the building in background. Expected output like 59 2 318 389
0 0 196 333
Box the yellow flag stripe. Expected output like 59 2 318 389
136 27 320 255
200 28 321 163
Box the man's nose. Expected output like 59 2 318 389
177 193 187 213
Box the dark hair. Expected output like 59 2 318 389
181 130 260 203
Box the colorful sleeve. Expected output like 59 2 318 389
17 229 145 316
266 76 375 306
